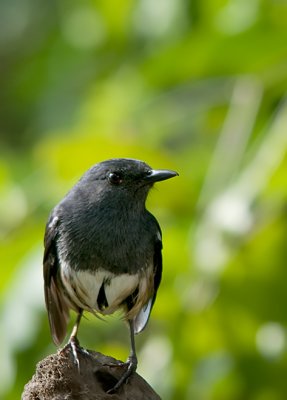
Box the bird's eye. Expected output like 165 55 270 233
108 172 123 185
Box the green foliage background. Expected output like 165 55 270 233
1 1 287 399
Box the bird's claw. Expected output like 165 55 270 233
105 355 138 393
62 336 89 372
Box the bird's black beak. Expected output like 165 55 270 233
144 169 179 183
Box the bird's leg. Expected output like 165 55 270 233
107 319 138 393
68 309 83 370
70 309 82 343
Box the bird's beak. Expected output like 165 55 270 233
144 169 179 183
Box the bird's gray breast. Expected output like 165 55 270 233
57 205 154 275
55 199 157 323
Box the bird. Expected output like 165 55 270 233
43 158 178 392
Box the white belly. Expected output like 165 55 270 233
60 262 153 319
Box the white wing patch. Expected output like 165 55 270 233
48 215 59 229
134 299 153 334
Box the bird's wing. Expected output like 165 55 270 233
134 225 163 334
43 212 69 346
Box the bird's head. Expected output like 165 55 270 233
76 158 178 206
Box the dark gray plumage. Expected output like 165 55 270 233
43 158 178 392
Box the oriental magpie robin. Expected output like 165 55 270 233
43 158 178 391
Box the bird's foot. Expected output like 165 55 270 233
105 355 138 393
61 336 89 372
69 336 81 371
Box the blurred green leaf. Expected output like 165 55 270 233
2 1 287 399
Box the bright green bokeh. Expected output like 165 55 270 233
1 1 287 399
